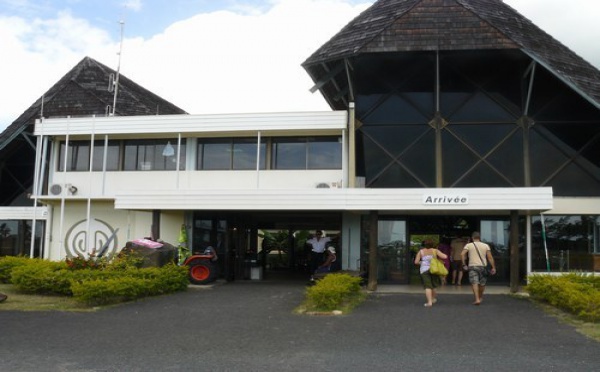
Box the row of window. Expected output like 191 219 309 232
58 137 343 171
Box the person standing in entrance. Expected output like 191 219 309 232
437 237 452 285
414 240 448 307
450 236 467 285
306 230 331 281
461 232 496 305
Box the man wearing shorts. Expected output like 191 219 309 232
461 231 496 305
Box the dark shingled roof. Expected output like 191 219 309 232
0 56 187 150
303 0 600 110
0 56 187 205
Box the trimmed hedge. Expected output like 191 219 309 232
1 256 189 306
0 256 33 283
71 264 189 305
305 273 364 311
526 273 600 322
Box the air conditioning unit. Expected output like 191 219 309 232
49 184 78 196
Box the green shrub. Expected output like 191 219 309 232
305 273 365 312
0 256 32 283
4 254 189 306
71 264 189 305
10 259 70 295
527 274 600 322
71 277 149 305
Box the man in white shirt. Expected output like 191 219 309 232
306 230 331 280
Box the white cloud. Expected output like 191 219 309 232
0 11 113 126
118 1 369 115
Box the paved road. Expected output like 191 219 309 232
1 281 599 371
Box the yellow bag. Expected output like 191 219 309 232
430 249 448 276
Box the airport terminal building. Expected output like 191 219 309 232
27 0 600 289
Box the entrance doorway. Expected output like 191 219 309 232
366 215 513 285
192 211 341 282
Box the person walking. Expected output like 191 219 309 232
461 232 496 305
414 240 448 307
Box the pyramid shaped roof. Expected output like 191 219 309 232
303 0 600 110
0 56 187 150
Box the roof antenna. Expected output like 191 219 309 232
110 20 125 116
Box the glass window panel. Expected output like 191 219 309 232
545 162 600 197
370 164 425 188
272 137 306 169
307 137 341 169
58 141 90 171
202 141 231 170
91 140 120 171
233 139 266 170
530 69 600 122
360 127 435 187
453 162 512 188
448 92 516 122
360 134 393 181
486 132 524 186
529 128 570 186
359 94 431 125
376 220 408 283
531 215 597 272
399 130 436 187
441 131 479 186
124 139 186 171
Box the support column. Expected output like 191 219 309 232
348 102 356 188
510 210 520 293
367 210 378 291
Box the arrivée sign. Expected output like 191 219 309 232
422 194 469 205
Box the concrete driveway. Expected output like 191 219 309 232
1 281 598 371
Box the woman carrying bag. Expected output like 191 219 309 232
414 240 448 307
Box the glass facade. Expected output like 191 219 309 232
531 215 600 272
0 220 43 257
59 139 186 171
197 138 266 170
353 51 600 195
59 140 120 171
124 139 186 171
272 136 342 170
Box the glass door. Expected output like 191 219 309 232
480 219 509 283
377 220 409 283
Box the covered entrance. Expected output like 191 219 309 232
191 211 342 281
364 215 521 285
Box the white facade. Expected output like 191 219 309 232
33 111 563 277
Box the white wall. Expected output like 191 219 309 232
48 169 344 197
45 201 184 261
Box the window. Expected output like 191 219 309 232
531 215 599 272
58 140 119 171
197 138 266 170
123 139 186 171
272 136 342 170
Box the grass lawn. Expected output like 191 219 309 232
0 284 96 312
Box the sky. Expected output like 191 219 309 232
1 0 599 130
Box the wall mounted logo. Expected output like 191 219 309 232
422 194 469 205
64 218 119 259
